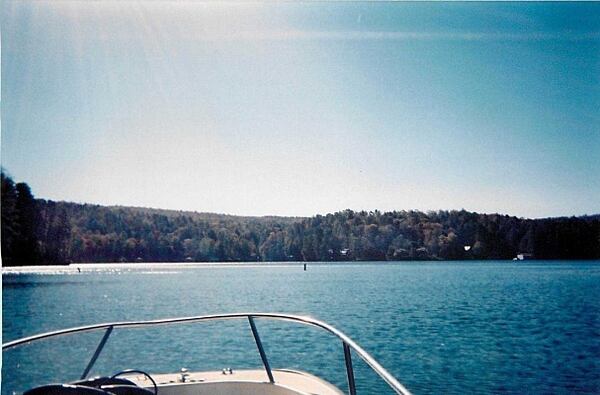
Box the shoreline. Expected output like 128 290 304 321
3 260 599 275
1 261 306 273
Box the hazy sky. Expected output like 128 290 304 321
2 1 599 218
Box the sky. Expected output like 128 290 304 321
2 1 599 218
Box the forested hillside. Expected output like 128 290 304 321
2 172 599 265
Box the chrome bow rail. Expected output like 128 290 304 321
2 312 412 395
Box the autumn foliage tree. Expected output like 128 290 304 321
1 171 599 265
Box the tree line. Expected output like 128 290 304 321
2 172 599 265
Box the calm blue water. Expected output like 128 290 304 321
2 261 600 394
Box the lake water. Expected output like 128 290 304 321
2 261 600 394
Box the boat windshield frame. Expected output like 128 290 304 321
2 312 412 395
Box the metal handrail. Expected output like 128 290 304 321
2 312 412 395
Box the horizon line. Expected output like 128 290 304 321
32 196 600 221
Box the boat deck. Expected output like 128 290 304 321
126 368 345 395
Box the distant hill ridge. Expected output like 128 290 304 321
71 202 302 223
2 172 599 265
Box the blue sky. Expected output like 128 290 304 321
2 1 599 218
